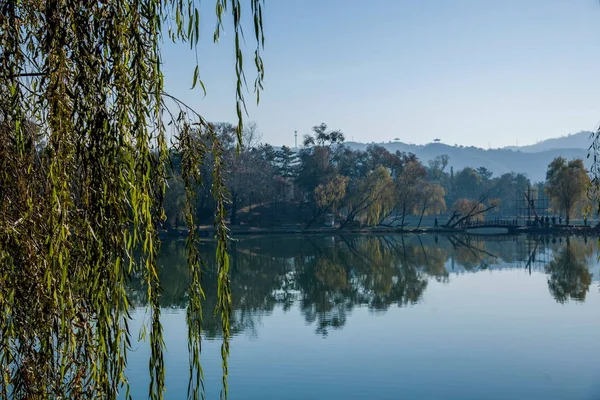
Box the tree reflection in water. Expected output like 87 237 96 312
545 237 593 303
131 234 597 337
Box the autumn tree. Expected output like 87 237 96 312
363 145 407 178
341 166 396 227
414 184 447 228
445 197 498 227
545 157 590 224
307 175 349 228
392 160 428 227
452 199 487 223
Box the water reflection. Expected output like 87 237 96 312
292 236 431 335
131 234 598 336
546 238 593 303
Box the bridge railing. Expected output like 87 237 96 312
464 218 519 228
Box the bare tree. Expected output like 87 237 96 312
444 197 498 228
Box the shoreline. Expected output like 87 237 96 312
161 225 600 238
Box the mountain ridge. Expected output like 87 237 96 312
503 131 593 153
343 131 595 182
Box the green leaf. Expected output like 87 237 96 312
194 8 200 44
191 65 199 89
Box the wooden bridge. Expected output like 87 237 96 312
464 218 520 234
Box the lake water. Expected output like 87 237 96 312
126 234 600 399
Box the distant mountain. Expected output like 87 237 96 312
504 131 593 153
345 133 594 182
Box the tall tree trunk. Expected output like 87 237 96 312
305 208 326 229
416 203 427 229
401 204 407 228
339 213 355 229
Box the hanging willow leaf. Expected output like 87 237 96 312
192 65 199 89
0 1 266 399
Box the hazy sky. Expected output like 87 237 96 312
161 0 600 149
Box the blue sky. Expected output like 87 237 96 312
161 0 600 149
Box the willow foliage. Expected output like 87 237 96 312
0 0 264 398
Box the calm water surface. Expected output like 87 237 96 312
126 235 600 399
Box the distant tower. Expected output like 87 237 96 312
294 130 298 150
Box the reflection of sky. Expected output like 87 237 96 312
588 263 600 282
443 241 600 282
125 269 600 400
443 257 600 278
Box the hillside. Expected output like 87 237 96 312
504 131 594 153
345 137 592 183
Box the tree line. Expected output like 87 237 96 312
165 123 592 229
